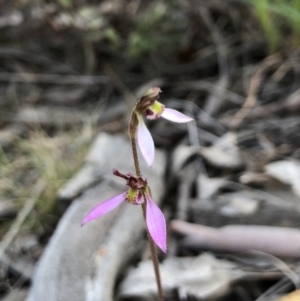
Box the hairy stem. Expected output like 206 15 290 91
130 136 141 177
129 110 164 301
142 202 164 301
129 111 141 177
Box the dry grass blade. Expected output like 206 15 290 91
0 179 46 260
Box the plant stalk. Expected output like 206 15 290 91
129 112 165 301
142 202 164 301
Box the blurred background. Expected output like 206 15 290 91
2 0 300 300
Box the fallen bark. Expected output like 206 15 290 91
171 220 300 258
26 133 166 301
118 253 280 301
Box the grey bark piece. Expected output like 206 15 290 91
118 253 254 301
57 134 121 200
200 132 243 169
58 164 103 201
26 133 166 301
85 203 146 301
58 133 163 201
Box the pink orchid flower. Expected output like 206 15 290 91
81 169 167 253
136 88 193 166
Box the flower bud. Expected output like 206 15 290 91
135 87 162 113
143 87 161 98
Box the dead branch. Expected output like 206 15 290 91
171 220 300 258
230 55 281 129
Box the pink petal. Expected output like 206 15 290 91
137 117 155 166
161 108 193 123
81 192 126 226
145 194 167 253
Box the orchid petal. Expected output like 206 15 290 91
137 117 155 166
145 194 167 253
161 108 193 123
81 192 126 226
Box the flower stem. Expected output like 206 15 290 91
129 110 165 301
130 136 141 177
129 111 141 177
142 202 164 301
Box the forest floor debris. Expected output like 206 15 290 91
1 0 300 300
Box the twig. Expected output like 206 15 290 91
252 251 299 290
230 55 281 129
185 102 207 174
0 47 78 73
104 65 136 109
171 220 300 258
177 80 245 105
254 253 300 301
254 267 300 301
176 179 192 222
168 99 226 135
0 72 108 85
239 88 300 120
199 6 229 116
